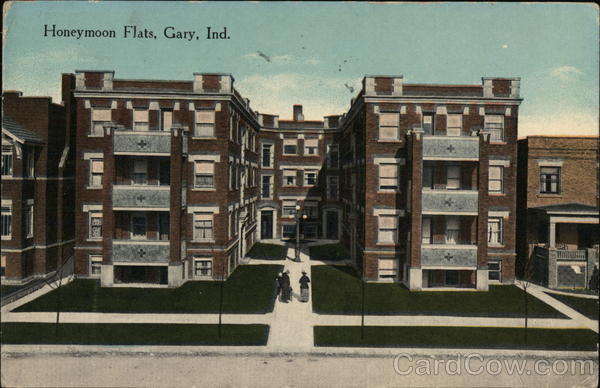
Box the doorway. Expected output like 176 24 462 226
261 210 273 239
325 210 339 240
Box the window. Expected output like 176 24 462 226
132 159 148 185
90 255 102 277
90 159 104 187
283 169 296 186
304 203 318 218
161 110 173 131
378 215 398 244
303 224 317 238
327 176 339 199
422 113 434 135
304 138 318 155
1 146 12 176
133 109 149 131
159 213 169 240
159 159 170 185
422 217 432 244
1 205 12 238
489 166 503 193
262 144 272 168
283 139 297 155
194 161 214 188
91 108 111 136
131 213 147 240
282 224 296 239
446 166 460 190
195 110 215 137
1 255 6 277
423 166 433 189
540 167 560 194
193 213 213 240
282 201 297 217
445 216 460 244
89 211 102 239
194 257 213 277
488 217 503 245
489 261 501 281
378 258 398 280
25 204 34 238
379 112 399 140
261 175 272 198
25 148 35 178
379 164 399 190
304 170 317 186
485 115 504 142
327 144 339 168
447 114 462 136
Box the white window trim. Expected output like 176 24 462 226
89 255 102 278
1 202 12 240
88 211 103 241
487 217 504 247
193 212 215 242
193 256 214 279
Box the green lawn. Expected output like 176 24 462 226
309 243 350 261
1 285 25 297
15 265 282 314
312 266 564 318
546 292 599 321
246 243 287 260
314 326 598 350
1 323 269 346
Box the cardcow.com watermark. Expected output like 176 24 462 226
393 353 598 377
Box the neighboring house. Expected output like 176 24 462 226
1 91 75 283
517 136 599 289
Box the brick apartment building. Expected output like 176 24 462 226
517 136 599 289
1 91 75 282
10 71 523 290
63 71 260 287
256 106 341 243
336 76 522 290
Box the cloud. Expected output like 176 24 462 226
550 66 583 81
501 44 508 49
518 111 598 137
235 73 361 119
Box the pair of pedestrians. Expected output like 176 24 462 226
275 270 310 303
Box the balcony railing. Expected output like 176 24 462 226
422 136 479 159
556 249 587 260
112 185 170 209
422 190 478 213
113 131 171 154
112 241 170 264
421 245 477 267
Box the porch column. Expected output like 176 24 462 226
548 221 557 248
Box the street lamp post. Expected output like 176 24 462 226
294 205 307 262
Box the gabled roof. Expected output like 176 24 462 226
2 116 44 144
531 203 599 215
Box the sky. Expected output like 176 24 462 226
3 2 599 137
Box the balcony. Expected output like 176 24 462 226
422 136 479 160
421 245 477 267
422 190 478 213
113 131 171 154
112 241 170 264
112 185 170 209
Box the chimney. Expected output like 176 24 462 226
293 105 304 121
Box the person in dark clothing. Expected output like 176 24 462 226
275 272 283 301
281 270 291 302
299 270 310 302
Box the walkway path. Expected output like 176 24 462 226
266 247 313 350
2 251 597 352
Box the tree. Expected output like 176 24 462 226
43 255 74 338
516 252 535 345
